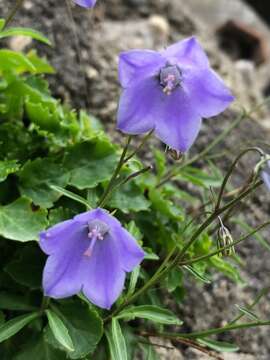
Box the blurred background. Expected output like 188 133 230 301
2 1 270 359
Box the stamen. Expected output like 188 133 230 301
84 220 109 257
159 64 182 95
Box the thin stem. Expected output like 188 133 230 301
179 220 270 266
104 180 262 321
140 320 270 339
97 136 132 208
124 130 154 163
117 165 153 187
40 296 50 313
175 180 262 263
228 287 270 326
4 0 25 29
215 147 263 211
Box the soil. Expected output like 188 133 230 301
2 0 270 359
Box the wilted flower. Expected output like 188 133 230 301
39 208 144 309
117 37 234 152
261 160 270 191
74 0 96 8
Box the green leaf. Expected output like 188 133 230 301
46 310 74 352
0 19 5 31
27 50 55 74
64 140 118 189
0 159 20 182
117 305 182 325
0 197 48 242
14 334 67 360
50 185 92 210
0 50 36 74
108 181 150 213
0 292 37 311
234 304 259 321
154 149 166 178
0 312 39 343
210 256 243 283
149 188 182 220
106 318 128 360
127 266 141 297
177 166 222 188
183 265 212 284
198 338 239 353
46 301 103 359
0 27 51 45
5 244 44 289
19 158 70 208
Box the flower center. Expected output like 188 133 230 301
84 220 109 257
159 65 182 95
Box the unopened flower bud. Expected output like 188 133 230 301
217 218 235 257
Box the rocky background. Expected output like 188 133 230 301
2 0 270 359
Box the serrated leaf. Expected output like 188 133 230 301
46 310 74 352
198 338 239 353
0 27 51 45
19 158 69 208
0 312 39 343
106 318 128 360
149 188 182 220
117 305 182 325
0 197 48 242
0 159 20 182
46 301 103 359
108 181 150 213
64 140 118 189
27 50 55 74
183 265 212 284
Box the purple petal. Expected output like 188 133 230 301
42 229 87 298
74 0 96 8
110 227 145 272
39 219 80 255
154 89 201 152
119 50 165 88
261 161 270 191
82 235 125 309
163 37 209 69
184 67 234 118
117 77 163 134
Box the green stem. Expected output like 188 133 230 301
40 296 50 313
228 287 270 326
175 180 262 263
179 220 270 266
215 147 263 211
124 129 154 163
97 136 132 208
4 0 25 29
141 320 270 339
105 181 262 322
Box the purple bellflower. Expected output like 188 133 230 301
117 37 234 152
39 208 144 309
74 0 96 8
261 160 270 191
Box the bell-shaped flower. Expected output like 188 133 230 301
74 0 96 8
261 160 270 191
39 208 144 309
117 36 234 152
